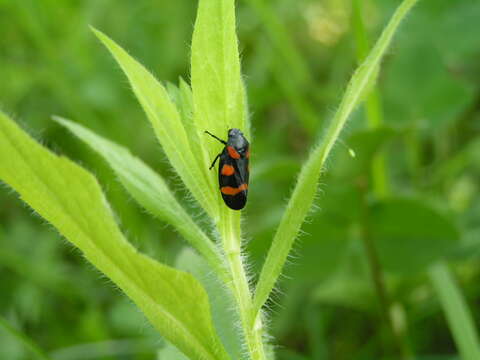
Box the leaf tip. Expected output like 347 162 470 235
89 26 110 46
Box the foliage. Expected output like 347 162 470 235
1 0 480 359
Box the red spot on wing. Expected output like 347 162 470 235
221 183 248 196
221 164 235 176
227 146 241 159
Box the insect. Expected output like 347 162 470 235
205 128 250 210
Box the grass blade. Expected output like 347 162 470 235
92 28 218 219
0 111 229 360
429 262 480 360
253 0 420 318
54 116 228 282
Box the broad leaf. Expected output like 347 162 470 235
55 117 227 281
369 198 459 274
92 28 218 219
0 112 229 360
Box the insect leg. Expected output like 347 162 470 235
204 130 227 145
209 153 221 170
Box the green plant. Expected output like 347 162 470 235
0 0 420 359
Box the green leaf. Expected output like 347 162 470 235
54 116 227 282
191 1 266 358
429 262 480 360
0 111 229 360
253 0 420 317
369 198 459 274
191 0 248 135
157 343 189 360
191 0 249 210
166 79 207 171
176 248 244 360
91 28 218 219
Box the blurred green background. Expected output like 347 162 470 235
1 0 480 359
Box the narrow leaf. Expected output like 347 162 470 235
0 111 229 360
191 0 249 209
191 1 266 358
54 116 227 282
191 0 247 135
167 80 206 170
92 28 218 219
429 262 480 360
253 0 419 317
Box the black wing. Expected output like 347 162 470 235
218 150 249 210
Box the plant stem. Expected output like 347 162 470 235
0 315 52 360
361 202 413 359
359 191 407 358
219 211 266 360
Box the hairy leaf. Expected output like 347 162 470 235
0 111 229 360
191 0 249 213
176 248 244 360
253 0 420 317
92 28 218 219
191 0 266 358
55 117 227 281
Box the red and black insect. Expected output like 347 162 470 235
205 128 250 210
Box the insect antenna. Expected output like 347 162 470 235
204 130 227 145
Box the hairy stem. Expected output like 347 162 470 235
219 211 266 360
359 191 411 359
